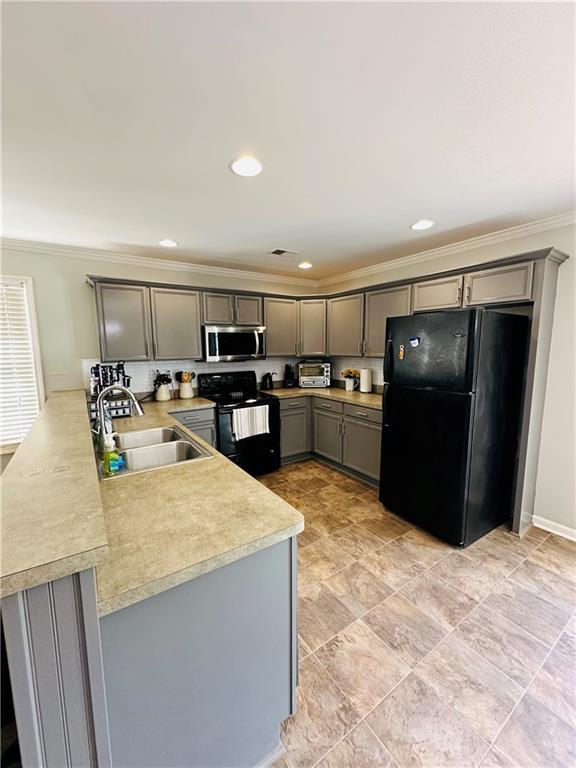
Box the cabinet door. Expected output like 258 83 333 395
281 406 310 458
412 276 463 312
342 417 382 480
313 409 342 464
364 286 411 357
265 298 298 356
151 288 202 360
234 295 263 325
299 300 327 356
327 294 364 356
189 422 217 447
202 293 234 325
96 283 152 362
463 263 533 306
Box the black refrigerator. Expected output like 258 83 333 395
379 308 529 547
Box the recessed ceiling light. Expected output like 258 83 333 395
410 219 435 231
298 261 313 270
229 157 263 177
159 239 178 248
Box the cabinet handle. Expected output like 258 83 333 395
289 402 300 407
457 284 462 305
355 411 368 417
465 284 471 304
341 420 346 435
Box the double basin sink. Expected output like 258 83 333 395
102 426 213 479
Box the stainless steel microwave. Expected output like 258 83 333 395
203 325 266 362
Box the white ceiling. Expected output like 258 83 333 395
3 2 575 279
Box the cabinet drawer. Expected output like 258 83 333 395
279 397 307 412
312 398 343 414
171 409 215 426
343 403 382 424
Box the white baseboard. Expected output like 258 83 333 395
256 740 285 768
532 516 576 542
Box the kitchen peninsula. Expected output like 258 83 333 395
1 391 303 768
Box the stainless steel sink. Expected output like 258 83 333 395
115 427 184 450
101 427 213 478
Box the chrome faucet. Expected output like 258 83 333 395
96 385 144 447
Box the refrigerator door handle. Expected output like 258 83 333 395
383 337 393 383
382 382 390 427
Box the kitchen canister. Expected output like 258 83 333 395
359 368 372 393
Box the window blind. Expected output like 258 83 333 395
0 278 41 445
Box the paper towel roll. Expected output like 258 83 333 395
359 368 372 393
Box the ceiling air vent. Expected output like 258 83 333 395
270 249 299 257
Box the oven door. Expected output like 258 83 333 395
203 326 265 362
217 401 280 476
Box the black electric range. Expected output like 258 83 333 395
197 372 280 476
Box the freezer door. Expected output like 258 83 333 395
384 310 478 392
380 386 473 545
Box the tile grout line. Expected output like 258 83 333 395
270 463 575 768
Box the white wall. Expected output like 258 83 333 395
0 245 313 392
1 223 574 536
533 253 576 537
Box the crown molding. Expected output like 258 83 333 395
317 212 576 287
2 210 573 292
0 238 320 288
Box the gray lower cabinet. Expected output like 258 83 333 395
412 275 464 312
342 416 382 480
171 408 216 447
96 283 152 361
100 539 297 768
311 399 382 480
265 297 299 356
299 299 327 356
327 294 364 356
364 285 412 357
463 262 534 306
280 398 310 458
151 287 202 360
313 408 343 463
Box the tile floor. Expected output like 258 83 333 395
259 459 576 768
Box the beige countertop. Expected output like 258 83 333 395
97 400 303 615
0 390 108 597
1 392 304 614
269 387 383 410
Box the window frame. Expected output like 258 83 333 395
0 274 45 450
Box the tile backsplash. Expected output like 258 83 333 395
81 357 300 394
331 357 384 386
82 355 385 395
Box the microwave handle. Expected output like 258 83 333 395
253 329 259 358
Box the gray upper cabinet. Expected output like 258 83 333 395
313 408 342 463
327 294 364 356
364 285 412 357
96 283 152 362
151 288 202 360
342 416 382 480
265 298 298 356
299 300 327 356
463 263 534 306
234 295 263 325
203 292 263 326
412 275 464 312
202 293 234 325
